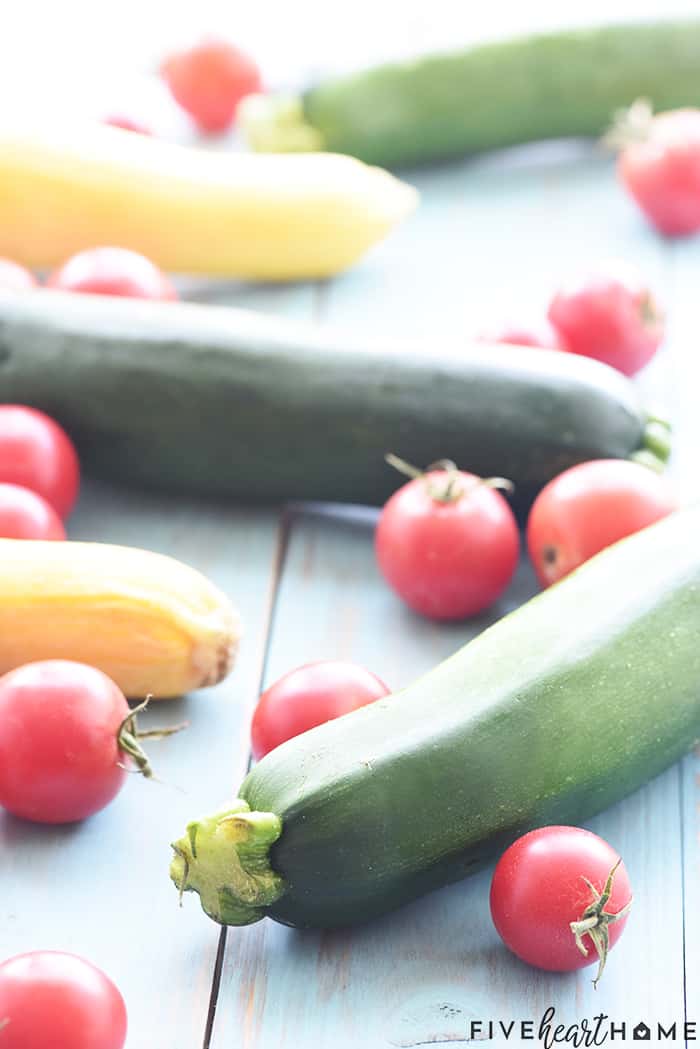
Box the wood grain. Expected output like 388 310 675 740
207 145 692 1047
0 482 283 1047
3 138 698 1048
210 513 686 1048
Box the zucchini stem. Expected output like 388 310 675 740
170 801 286 926
239 93 325 153
569 859 633 988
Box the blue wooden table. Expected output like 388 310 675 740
1 143 698 1047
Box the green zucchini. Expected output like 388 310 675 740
241 19 700 168
171 507 700 929
0 291 665 517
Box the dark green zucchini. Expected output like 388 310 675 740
241 19 700 168
0 290 664 518
171 507 700 929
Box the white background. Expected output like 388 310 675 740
0 1 697 133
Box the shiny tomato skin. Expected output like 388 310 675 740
0 951 127 1049
490 827 632 973
0 483 66 539
48 247 177 301
0 258 37 291
161 39 262 133
0 661 131 824
476 321 563 350
0 405 80 518
547 264 664 376
375 470 519 620
251 661 390 760
619 109 700 236
527 459 678 587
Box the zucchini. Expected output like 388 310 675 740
241 19 700 168
0 291 665 518
171 507 700 928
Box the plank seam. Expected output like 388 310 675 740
202 504 296 1049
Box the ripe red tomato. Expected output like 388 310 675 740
0 483 66 539
48 247 177 302
490 827 632 984
0 661 134 823
617 106 700 237
161 39 262 133
527 459 678 587
375 466 519 620
0 405 79 518
251 661 390 760
476 321 563 350
547 263 664 376
102 114 152 135
0 258 37 292
0 951 127 1049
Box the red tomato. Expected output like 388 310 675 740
476 321 563 350
161 39 263 133
0 951 127 1049
48 247 177 302
490 827 632 983
0 258 37 292
547 263 664 376
102 114 152 135
251 661 389 760
617 106 700 237
0 405 79 518
0 483 65 539
527 459 678 587
0 661 133 823
375 468 519 620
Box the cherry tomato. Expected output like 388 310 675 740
375 465 519 620
0 661 134 823
616 104 700 237
161 39 262 133
0 405 79 518
0 951 127 1049
102 114 152 135
527 459 678 587
48 247 177 302
547 263 664 376
0 483 65 539
490 827 632 983
0 258 37 292
476 321 563 350
251 661 389 760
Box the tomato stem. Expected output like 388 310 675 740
569 858 633 988
117 696 188 780
385 452 514 504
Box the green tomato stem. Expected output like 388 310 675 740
569 858 633 989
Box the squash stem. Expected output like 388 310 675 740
170 801 286 926
239 93 325 153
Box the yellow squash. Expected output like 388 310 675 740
0 123 417 280
0 538 239 698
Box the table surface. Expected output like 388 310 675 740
1 140 699 1048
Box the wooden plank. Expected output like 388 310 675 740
0 480 283 1048
208 147 689 1047
210 508 686 1049
664 233 700 1035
